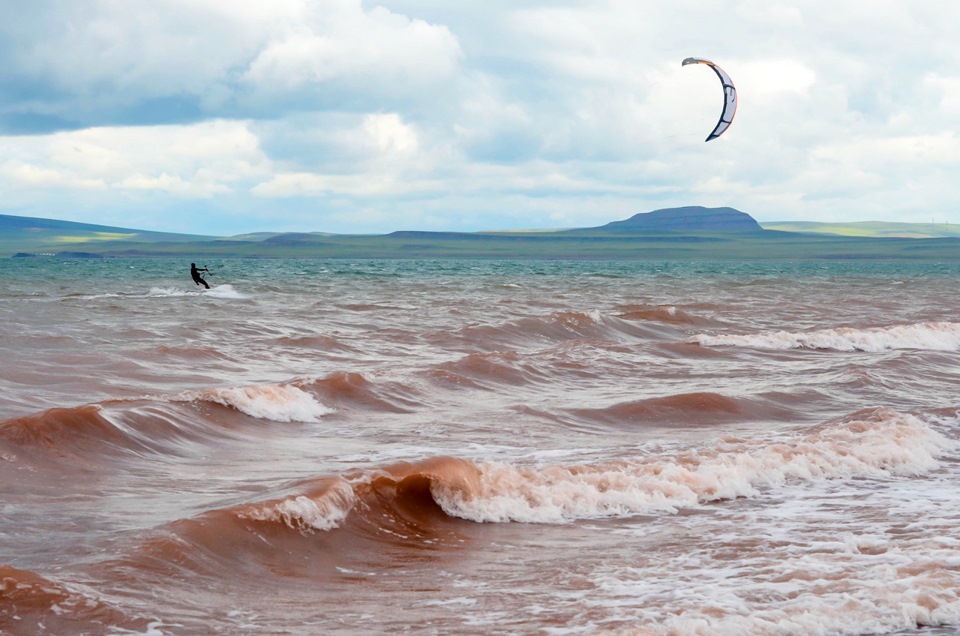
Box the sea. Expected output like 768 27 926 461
2 257 960 635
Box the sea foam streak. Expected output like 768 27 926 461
432 408 950 523
693 321 960 351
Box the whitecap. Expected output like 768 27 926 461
431 408 951 524
237 481 356 532
693 321 960 352
203 284 250 299
174 383 334 422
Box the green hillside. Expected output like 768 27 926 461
0 213 216 257
761 220 960 239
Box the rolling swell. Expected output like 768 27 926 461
615 303 719 326
430 351 552 389
448 309 672 351
570 391 797 428
0 380 337 463
0 565 155 635
303 371 421 413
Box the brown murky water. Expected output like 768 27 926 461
2 258 960 634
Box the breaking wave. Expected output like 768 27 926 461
178 383 333 422
155 408 949 547
432 408 949 523
693 321 960 352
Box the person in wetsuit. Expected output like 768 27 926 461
191 263 210 289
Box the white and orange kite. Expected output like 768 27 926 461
682 57 738 142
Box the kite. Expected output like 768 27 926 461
682 57 737 142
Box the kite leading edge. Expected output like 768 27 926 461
682 57 737 142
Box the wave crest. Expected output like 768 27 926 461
693 321 960 352
184 384 333 422
432 408 950 523
236 480 357 532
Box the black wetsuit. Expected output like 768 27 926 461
191 264 210 289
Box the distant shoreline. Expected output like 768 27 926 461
4 208 960 261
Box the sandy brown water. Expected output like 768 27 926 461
2 258 960 635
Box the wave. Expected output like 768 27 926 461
140 408 949 564
175 383 333 422
434 408 949 524
0 404 137 455
273 334 357 353
121 458 476 580
0 381 334 462
616 304 715 326
303 371 420 413
449 309 669 351
571 391 795 427
693 321 960 352
0 565 157 634
16 407 951 630
430 351 551 389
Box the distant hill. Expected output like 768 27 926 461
586 206 764 233
3 208 960 261
0 213 216 258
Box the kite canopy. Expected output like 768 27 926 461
682 57 737 142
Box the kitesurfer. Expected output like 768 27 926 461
191 263 210 289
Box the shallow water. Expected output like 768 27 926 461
2 258 960 634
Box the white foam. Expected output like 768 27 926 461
608 566 960 636
693 321 960 352
237 481 356 532
148 287 191 297
432 409 951 524
145 284 248 299
203 284 249 299
183 383 333 422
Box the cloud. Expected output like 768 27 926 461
2 1 960 233
241 6 461 90
1 120 271 204
0 0 462 131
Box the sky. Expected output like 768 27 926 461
1 1 958 236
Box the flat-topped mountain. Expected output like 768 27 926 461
589 206 764 233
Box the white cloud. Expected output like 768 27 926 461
924 74 960 114
0 0 463 126
736 60 817 101
362 113 419 156
251 112 426 197
1 120 271 200
3 162 107 191
242 5 461 90
2 1 960 233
